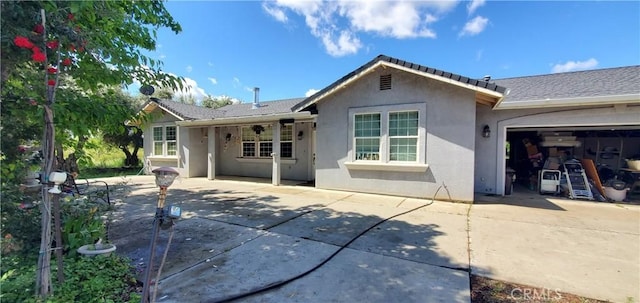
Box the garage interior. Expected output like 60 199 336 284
506 126 640 203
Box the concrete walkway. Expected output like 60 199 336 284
102 176 639 303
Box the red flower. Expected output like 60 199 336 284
46 40 59 49
14 36 34 49
29 99 38 106
47 67 58 74
47 79 56 86
33 24 44 34
68 44 76 51
62 58 72 66
67 13 74 20
32 51 46 62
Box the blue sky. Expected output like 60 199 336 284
135 0 640 103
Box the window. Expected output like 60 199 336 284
152 125 177 157
354 113 381 160
241 124 294 158
241 126 256 157
388 111 418 161
280 124 293 158
348 103 426 169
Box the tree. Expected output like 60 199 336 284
202 94 240 108
1 1 183 298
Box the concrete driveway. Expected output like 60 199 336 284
103 176 639 303
471 193 640 303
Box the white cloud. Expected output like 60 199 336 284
174 77 208 101
305 88 319 97
551 58 598 73
208 77 218 85
459 16 488 36
186 65 193 73
262 2 288 22
207 62 214 67
233 77 241 88
263 0 457 57
467 0 485 15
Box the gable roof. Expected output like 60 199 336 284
493 65 640 109
140 98 223 120
293 54 509 112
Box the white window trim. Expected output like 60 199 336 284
345 103 427 172
239 124 295 159
151 124 178 158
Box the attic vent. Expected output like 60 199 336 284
379 74 392 90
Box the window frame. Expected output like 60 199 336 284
347 103 427 171
151 124 178 158
240 124 295 159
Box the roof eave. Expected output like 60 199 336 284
176 112 315 127
141 100 185 121
494 94 640 110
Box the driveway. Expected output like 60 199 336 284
103 176 639 303
471 193 640 303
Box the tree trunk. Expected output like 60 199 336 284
36 105 55 298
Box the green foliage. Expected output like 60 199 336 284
0 185 42 254
1 0 183 90
0 255 38 303
49 255 141 303
60 197 108 255
0 254 142 303
202 95 238 108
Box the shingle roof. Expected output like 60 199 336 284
146 97 304 121
293 54 508 112
494 65 640 103
148 98 223 120
216 98 304 118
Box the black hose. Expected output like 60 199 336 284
208 183 449 303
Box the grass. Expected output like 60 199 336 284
73 137 144 179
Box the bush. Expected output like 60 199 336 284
1 185 42 255
49 255 141 303
0 255 38 303
60 196 108 255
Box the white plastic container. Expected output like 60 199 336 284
604 187 629 202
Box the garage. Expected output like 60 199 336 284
505 125 640 202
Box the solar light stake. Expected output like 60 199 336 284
141 167 178 303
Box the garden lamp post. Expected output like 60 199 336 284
142 167 179 303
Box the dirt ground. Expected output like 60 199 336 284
470 275 612 303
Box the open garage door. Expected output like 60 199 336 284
504 125 640 202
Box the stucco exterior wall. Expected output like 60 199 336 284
216 122 313 181
474 104 640 195
187 128 208 177
315 68 477 201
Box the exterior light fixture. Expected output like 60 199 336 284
482 125 491 138
142 167 180 303
48 171 67 194
297 131 304 140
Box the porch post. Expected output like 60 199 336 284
207 126 216 180
272 122 281 186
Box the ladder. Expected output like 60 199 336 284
562 160 593 200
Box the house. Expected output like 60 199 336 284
139 55 640 202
